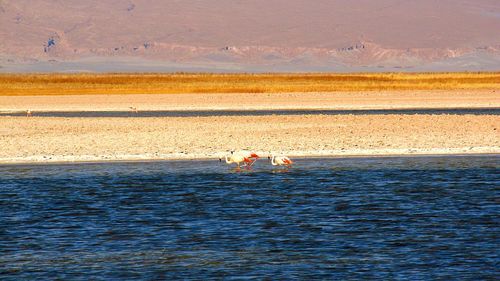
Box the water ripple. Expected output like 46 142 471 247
0 155 498 279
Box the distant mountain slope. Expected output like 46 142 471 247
1 0 499 72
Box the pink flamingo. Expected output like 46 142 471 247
220 151 253 169
237 150 260 166
268 154 293 168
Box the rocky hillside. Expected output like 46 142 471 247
1 0 499 71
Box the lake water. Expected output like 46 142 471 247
1 108 499 118
0 155 498 280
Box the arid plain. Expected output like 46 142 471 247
0 73 499 164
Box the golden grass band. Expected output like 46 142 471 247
1 72 498 96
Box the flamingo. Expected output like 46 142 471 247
268 154 293 168
219 151 253 169
26 110 33 117
231 150 260 167
236 150 260 166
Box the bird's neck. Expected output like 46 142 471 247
225 156 233 164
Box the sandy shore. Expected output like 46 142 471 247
1 90 499 112
0 114 498 164
1 90 498 164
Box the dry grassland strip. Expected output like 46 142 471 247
0 72 499 95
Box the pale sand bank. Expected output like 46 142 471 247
1 90 499 112
1 148 498 165
1 115 498 164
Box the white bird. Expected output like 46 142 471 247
232 150 260 167
236 150 260 161
219 151 253 169
26 110 33 117
129 107 138 113
268 154 293 167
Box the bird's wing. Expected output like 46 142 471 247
233 151 247 157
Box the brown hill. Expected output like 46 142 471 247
1 0 499 72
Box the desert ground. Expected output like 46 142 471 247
0 114 498 163
0 89 499 164
0 90 499 112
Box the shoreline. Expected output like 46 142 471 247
1 91 498 165
2 105 500 113
1 114 498 165
1 148 498 165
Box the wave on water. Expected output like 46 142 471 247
0 155 498 279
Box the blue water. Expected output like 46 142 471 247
0 156 498 280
